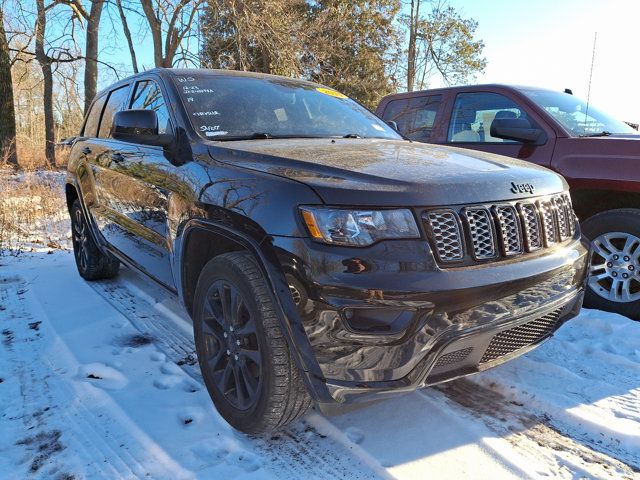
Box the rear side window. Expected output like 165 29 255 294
98 86 130 138
382 95 442 142
83 95 107 138
130 80 172 134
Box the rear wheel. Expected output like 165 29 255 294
582 209 640 320
193 252 312 433
70 199 119 280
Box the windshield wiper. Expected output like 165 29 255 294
579 131 612 137
342 133 363 138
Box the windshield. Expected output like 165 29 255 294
520 88 638 136
172 74 401 141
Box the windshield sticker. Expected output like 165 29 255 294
205 131 228 137
183 85 215 94
372 124 385 131
193 111 220 117
274 108 288 122
316 87 347 99
200 125 222 133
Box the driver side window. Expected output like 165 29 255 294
130 80 172 134
447 92 529 143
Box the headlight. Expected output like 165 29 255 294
299 207 420 246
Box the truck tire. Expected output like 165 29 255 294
581 208 640 320
193 252 312 433
70 199 120 280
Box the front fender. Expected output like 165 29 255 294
174 219 332 403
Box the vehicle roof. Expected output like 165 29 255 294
95 68 321 99
380 83 563 101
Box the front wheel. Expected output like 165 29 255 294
193 252 312 433
582 208 640 320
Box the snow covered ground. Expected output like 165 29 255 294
1 250 638 479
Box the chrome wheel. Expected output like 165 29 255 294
72 208 89 272
201 280 262 411
588 232 640 303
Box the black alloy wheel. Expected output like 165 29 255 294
201 280 262 410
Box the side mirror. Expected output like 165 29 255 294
490 117 544 144
386 120 399 131
112 109 173 147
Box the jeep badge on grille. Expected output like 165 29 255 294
510 182 535 194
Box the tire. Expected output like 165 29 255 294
70 199 120 280
193 252 312 433
581 208 640 320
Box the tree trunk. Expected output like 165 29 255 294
35 0 55 166
84 0 105 114
116 0 139 73
0 8 18 167
406 0 420 92
140 0 165 67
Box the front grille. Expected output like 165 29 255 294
426 211 464 262
464 207 497 259
494 205 523 255
519 203 543 251
479 308 563 364
434 347 473 368
537 199 558 245
423 194 576 266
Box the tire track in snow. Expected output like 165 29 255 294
89 271 386 480
0 275 196 479
433 379 639 479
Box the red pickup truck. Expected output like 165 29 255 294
376 85 640 319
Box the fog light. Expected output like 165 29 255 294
342 308 413 335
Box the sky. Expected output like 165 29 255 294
99 0 640 123
436 0 640 123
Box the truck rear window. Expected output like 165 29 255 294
382 95 442 141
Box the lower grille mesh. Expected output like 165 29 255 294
434 347 473 368
479 308 563 364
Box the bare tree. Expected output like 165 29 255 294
403 1 486 92
83 0 105 113
115 0 138 72
0 5 18 166
34 0 56 165
139 0 204 68
406 0 421 92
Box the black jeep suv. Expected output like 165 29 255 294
66 68 588 433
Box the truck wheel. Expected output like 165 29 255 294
582 208 640 320
70 199 120 280
193 252 312 433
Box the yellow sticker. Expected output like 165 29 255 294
316 87 348 99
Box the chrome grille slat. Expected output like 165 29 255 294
426 210 464 262
537 199 558 245
494 205 523 255
464 207 497 260
519 203 543 251
553 196 571 240
423 194 576 266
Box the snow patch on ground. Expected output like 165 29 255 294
1 251 638 479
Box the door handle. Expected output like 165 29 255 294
110 153 125 163
81 146 92 155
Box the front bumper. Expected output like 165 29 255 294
271 236 589 404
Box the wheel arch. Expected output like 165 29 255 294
176 219 331 403
65 182 79 214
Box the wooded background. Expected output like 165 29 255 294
0 0 486 169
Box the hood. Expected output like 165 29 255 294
207 138 567 206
